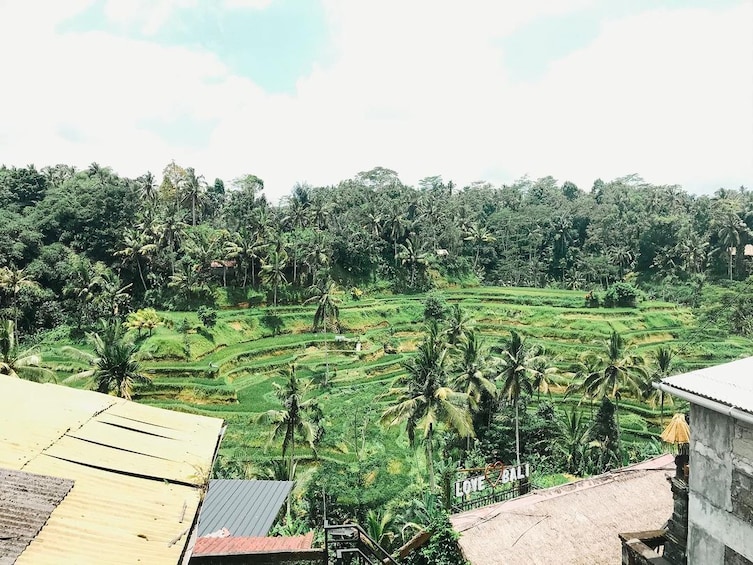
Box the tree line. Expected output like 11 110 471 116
1 161 751 339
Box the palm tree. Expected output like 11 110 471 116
116 229 156 291
643 347 675 428
445 304 472 346
225 230 265 289
181 167 207 226
254 366 321 481
381 323 474 490
495 331 548 466
0 266 38 338
452 329 496 411
715 209 745 280
397 237 429 289
577 330 647 460
452 329 496 450
261 249 288 307
305 279 341 386
64 323 150 400
464 224 496 270
554 406 591 475
365 510 395 549
0 320 55 382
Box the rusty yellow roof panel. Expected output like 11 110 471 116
0 375 224 564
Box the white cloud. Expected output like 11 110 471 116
0 1 750 202
222 0 273 9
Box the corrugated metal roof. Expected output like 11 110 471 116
0 374 224 564
197 480 293 537
192 532 314 556
661 356 753 415
0 469 73 565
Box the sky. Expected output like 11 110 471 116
1 0 751 202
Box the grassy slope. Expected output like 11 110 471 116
41 287 752 481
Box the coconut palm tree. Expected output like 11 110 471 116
643 346 675 428
0 266 38 338
577 330 647 460
381 322 474 490
305 278 340 385
254 366 321 481
554 406 591 475
116 229 157 291
452 329 496 411
261 249 288 307
495 330 550 466
463 224 496 270
397 236 429 289
0 320 55 382
63 323 150 400
225 230 265 289
445 304 472 346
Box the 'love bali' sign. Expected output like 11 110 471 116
454 462 530 498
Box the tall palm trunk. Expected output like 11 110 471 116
615 394 622 464
136 257 148 291
515 399 521 467
426 424 435 491
323 309 329 386
660 391 664 428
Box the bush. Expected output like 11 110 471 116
423 293 448 321
603 282 641 307
197 306 217 328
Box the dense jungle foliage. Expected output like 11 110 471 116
1 161 753 337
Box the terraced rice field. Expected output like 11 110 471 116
45 287 753 476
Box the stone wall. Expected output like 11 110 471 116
687 405 753 563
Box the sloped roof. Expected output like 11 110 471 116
0 469 73 564
198 479 294 537
661 356 753 415
192 532 314 557
0 375 224 564
451 454 674 565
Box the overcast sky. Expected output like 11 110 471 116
1 0 751 202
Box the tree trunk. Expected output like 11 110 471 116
615 394 622 465
660 392 664 429
136 257 148 291
515 399 521 467
426 424 436 491
323 309 329 386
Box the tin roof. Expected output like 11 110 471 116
451 455 675 565
192 532 314 556
0 469 73 564
197 480 294 537
0 375 224 564
661 356 753 415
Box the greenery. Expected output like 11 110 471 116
3 161 752 556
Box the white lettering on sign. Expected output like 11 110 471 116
454 463 531 498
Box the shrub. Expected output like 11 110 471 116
197 306 217 328
423 293 447 321
603 282 641 307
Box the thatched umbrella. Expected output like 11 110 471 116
660 413 690 444
661 413 690 479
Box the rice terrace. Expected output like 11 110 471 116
37 285 751 510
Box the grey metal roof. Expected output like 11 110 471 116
662 356 753 415
197 480 293 537
0 468 74 565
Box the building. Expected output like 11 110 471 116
198 479 294 538
652 357 753 564
451 455 675 565
0 375 224 564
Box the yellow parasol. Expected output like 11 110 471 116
661 412 690 444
